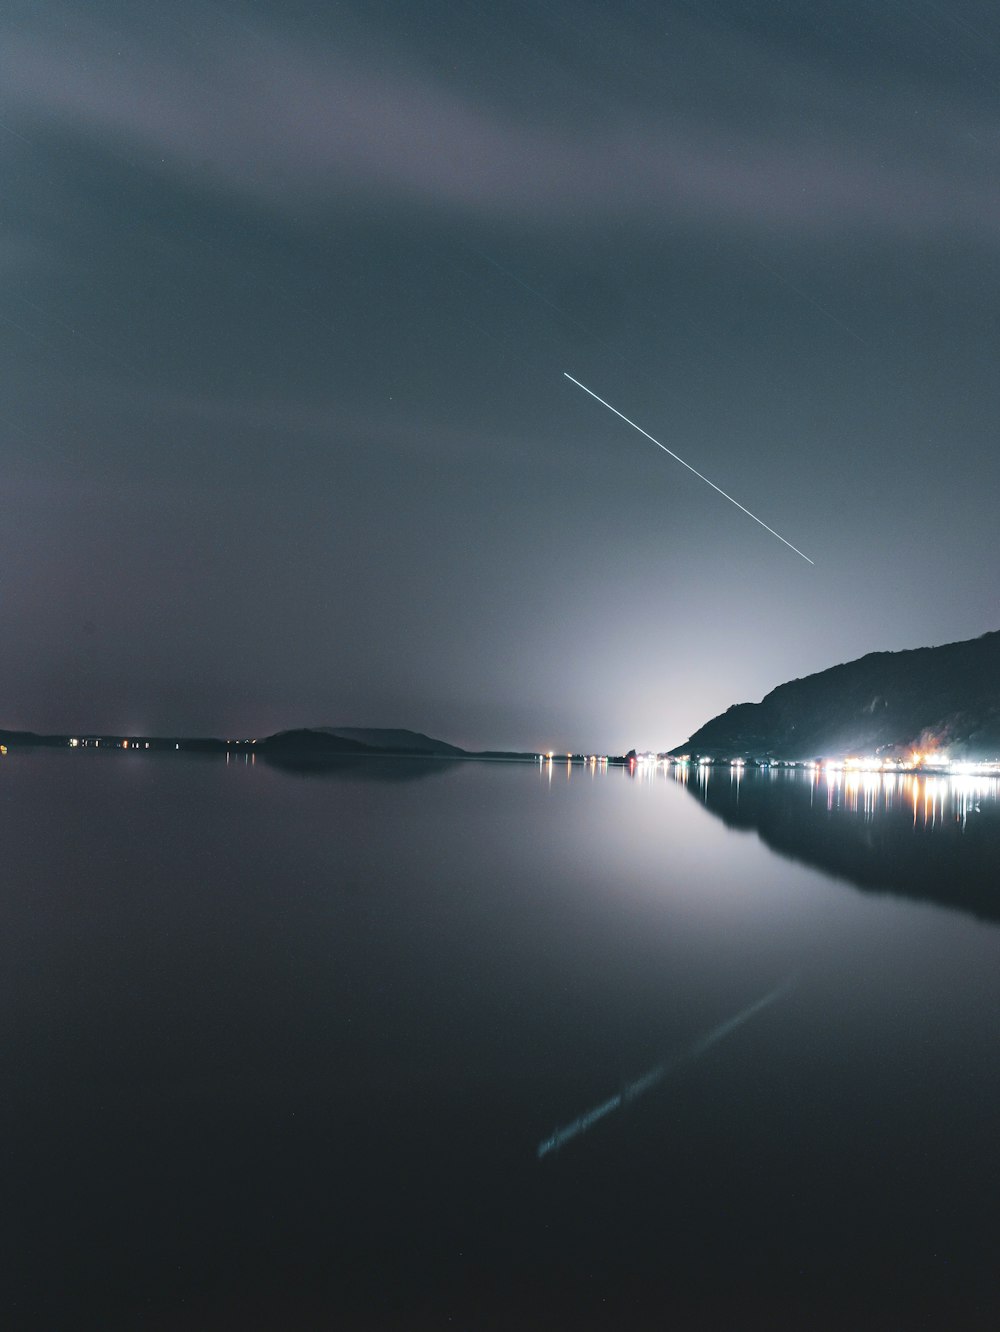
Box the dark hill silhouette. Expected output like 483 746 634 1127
258 727 467 758
671 630 1000 760
0 727 71 748
257 726 469 773
258 729 381 756
260 728 537 762
312 727 467 756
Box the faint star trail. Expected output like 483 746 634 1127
750 255 870 350
564 373 814 565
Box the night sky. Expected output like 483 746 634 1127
3 1 999 751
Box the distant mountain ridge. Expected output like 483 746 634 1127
259 727 467 757
0 723 537 760
312 727 467 756
262 728 538 761
671 630 1000 760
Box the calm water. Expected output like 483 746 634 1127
4 751 1000 1329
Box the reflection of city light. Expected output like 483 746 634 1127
809 767 1000 829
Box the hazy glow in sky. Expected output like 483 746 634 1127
3 1 998 748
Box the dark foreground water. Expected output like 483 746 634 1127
4 752 1000 1330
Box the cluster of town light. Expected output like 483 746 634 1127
540 751 1000 775
811 755 1000 775
69 737 151 749
67 737 258 750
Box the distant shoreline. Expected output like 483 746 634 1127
5 730 997 775
0 729 543 763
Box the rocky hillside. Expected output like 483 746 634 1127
671 630 1000 760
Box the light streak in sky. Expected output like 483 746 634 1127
0 118 34 145
13 294 138 375
563 373 814 565
750 255 870 350
537 974 797 1159
465 244 629 367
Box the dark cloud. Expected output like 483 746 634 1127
4 3 999 238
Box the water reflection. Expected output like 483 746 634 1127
815 767 994 830
258 752 462 782
537 974 795 1159
680 766 1000 923
8 750 1000 1327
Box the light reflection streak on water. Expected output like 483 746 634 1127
543 762 994 830
656 765 998 831
818 770 997 830
537 976 796 1160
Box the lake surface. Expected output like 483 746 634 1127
4 751 1000 1329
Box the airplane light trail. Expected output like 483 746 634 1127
563 373 814 565
537 974 797 1159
